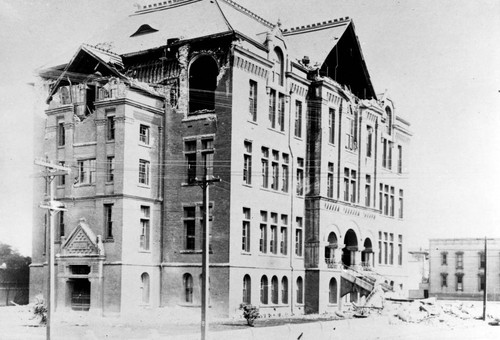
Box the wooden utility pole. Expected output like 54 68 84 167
35 159 71 340
483 236 487 321
189 165 219 340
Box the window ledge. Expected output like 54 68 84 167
247 120 258 126
138 183 151 189
139 143 152 149
267 127 286 135
103 238 114 243
106 140 115 144
74 183 95 188
241 252 252 256
105 182 114 185
138 250 151 253
242 183 252 188
260 187 290 196
294 135 303 141
180 250 202 254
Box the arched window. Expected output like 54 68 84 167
329 278 338 304
260 275 268 304
325 232 338 267
243 275 251 304
271 276 279 304
189 55 218 113
281 276 288 304
272 48 284 86
296 277 303 304
141 272 150 304
183 273 193 303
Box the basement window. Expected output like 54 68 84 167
130 24 159 37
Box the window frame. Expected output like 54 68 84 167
139 124 150 145
242 208 251 252
249 80 258 122
139 205 151 251
138 159 150 186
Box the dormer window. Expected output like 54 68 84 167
130 24 158 37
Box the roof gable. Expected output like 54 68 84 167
284 18 376 99
61 218 104 257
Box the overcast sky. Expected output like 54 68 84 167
1 0 499 256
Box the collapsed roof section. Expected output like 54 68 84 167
43 0 377 101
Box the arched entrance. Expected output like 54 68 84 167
324 232 338 268
342 229 358 267
361 238 373 269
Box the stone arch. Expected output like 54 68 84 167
361 238 374 269
342 229 358 267
140 272 150 305
188 54 218 113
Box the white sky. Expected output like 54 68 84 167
1 0 499 256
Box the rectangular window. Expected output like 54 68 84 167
382 138 388 168
185 140 197 184
397 145 403 174
346 118 355 150
281 153 289 192
441 274 447 288
77 159 96 184
390 186 395 217
389 233 394 265
456 253 464 269
261 147 269 188
328 108 335 144
270 213 278 254
243 141 252 185
296 157 304 196
388 141 393 170
242 208 251 252
479 252 486 269
104 204 113 239
343 168 356 203
384 185 389 215
365 175 371 207
456 275 463 291
294 101 302 137
139 124 150 145
327 163 334 198
384 232 388 265
58 211 65 238
278 93 285 132
295 217 303 257
184 207 196 250
280 215 288 255
202 138 214 178
139 159 150 185
441 252 448 265
366 126 373 157
398 234 403 266
271 150 279 190
106 157 114 182
249 80 257 122
399 190 404 219
479 274 485 291
269 89 276 128
58 161 66 186
57 121 65 147
378 232 382 264
139 206 150 251
106 114 115 141
260 211 267 253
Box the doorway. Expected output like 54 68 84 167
70 279 91 311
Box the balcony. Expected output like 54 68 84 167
325 258 340 269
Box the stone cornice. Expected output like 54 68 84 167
94 98 164 116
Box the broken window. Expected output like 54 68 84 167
189 55 218 113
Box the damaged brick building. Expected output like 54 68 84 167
30 0 411 318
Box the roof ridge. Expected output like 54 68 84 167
282 17 350 35
133 0 201 15
82 43 120 57
219 0 274 28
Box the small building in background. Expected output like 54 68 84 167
429 238 500 301
407 249 429 299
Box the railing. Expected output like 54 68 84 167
325 258 340 269
360 262 373 271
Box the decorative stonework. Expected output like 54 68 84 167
234 56 268 79
290 83 307 98
60 218 105 257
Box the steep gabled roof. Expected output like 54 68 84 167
283 18 376 99
283 18 351 66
